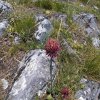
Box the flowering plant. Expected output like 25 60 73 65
45 38 60 94
60 87 70 99
45 38 60 58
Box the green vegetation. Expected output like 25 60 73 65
6 5 40 55
82 43 100 81
10 16 35 42
3 0 100 99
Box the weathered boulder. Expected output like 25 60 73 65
7 49 57 100
0 0 12 20
34 14 53 42
0 0 12 12
34 13 68 42
0 19 8 36
73 13 100 48
75 78 100 100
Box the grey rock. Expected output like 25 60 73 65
0 0 12 13
0 0 12 21
75 78 100 100
73 13 100 48
34 14 53 42
80 78 88 84
35 14 45 22
34 13 67 42
91 37 100 48
13 36 21 44
0 0 12 36
0 19 8 36
75 90 86 100
7 49 57 100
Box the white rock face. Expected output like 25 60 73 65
0 20 8 36
92 37 100 48
73 13 100 48
34 14 53 42
75 78 100 100
78 96 86 100
7 49 57 100
0 0 12 13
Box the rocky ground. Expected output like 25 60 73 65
0 37 25 99
0 0 100 100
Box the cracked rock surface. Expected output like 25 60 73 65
75 78 100 100
73 13 100 48
7 49 57 100
34 14 53 42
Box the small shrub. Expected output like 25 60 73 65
83 51 100 81
9 7 35 43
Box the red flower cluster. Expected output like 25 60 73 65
45 38 60 57
60 87 70 99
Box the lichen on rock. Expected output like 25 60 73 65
7 49 57 100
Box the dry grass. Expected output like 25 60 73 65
0 36 26 99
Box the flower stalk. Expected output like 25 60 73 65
50 57 53 93
45 38 60 94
